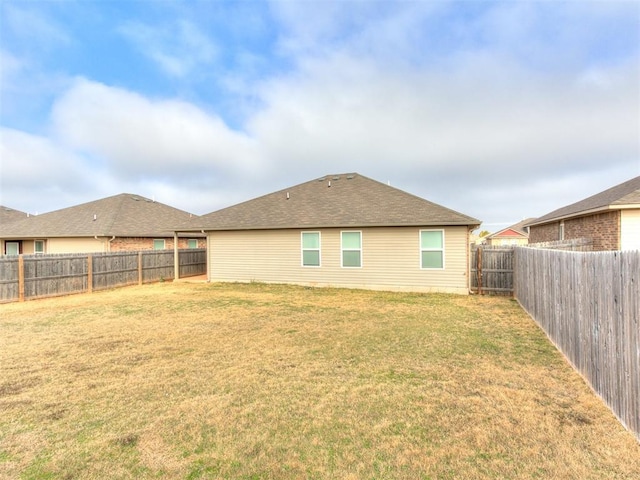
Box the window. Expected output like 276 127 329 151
187 239 198 249
559 222 565 241
35 240 45 254
301 232 320 267
420 230 444 269
153 239 166 250
5 241 20 256
341 231 362 267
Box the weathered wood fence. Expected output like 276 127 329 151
0 248 206 303
470 245 515 295
471 239 594 295
514 247 640 441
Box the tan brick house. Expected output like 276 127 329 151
527 176 640 251
0 194 204 255
178 173 481 294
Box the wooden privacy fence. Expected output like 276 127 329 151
470 245 515 295
514 247 640 441
471 239 595 296
0 248 206 303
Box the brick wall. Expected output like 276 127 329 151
564 211 620 250
110 237 206 252
529 223 559 244
529 211 620 251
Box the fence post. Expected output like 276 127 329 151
18 254 25 302
174 233 180 281
138 251 143 285
87 253 93 294
477 246 483 295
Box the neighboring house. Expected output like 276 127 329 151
1 206 30 225
485 218 534 246
527 176 640 251
177 173 481 294
0 194 204 255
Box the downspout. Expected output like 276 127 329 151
202 230 209 282
468 226 474 294
94 235 115 252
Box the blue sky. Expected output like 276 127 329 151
1 0 639 232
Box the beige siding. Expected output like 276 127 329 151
621 209 640 251
208 226 471 294
47 237 109 253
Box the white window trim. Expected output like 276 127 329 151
5 241 20 256
341 230 362 268
153 239 166 250
420 229 445 270
301 231 321 267
34 239 45 254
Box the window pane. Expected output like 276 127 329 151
303 250 320 266
422 251 443 269
342 232 361 249
343 250 361 267
188 239 198 248
154 240 165 250
35 241 44 253
302 232 320 249
421 231 443 249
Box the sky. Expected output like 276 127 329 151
1 0 639 233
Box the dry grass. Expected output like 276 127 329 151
0 282 638 479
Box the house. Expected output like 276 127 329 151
527 176 640 251
0 194 204 255
176 173 481 294
484 218 534 246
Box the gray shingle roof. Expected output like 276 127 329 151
0 194 200 238
528 176 640 226
191 173 480 231
0 206 30 226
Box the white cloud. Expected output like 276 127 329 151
249 53 638 179
0 128 102 211
51 79 263 181
118 20 217 77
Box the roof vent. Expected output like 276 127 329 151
286 192 290 200
346 175 355 180
318 177 326 182
332 176 340 180
93 214 97 221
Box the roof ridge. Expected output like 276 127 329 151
102 194 128 235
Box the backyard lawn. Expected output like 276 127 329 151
1 282 638 479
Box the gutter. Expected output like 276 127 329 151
527 205 627 227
